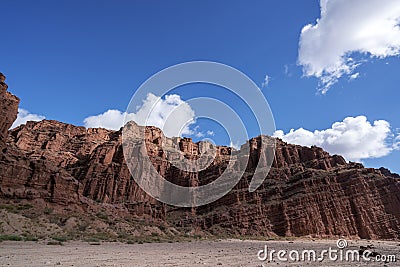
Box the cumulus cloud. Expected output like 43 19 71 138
298 0 400 93
11 108 45 129
273 116 398 162
83 109 125 131
83 93 197 137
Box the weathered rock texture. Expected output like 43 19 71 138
1 72 400 240
0 72 19 143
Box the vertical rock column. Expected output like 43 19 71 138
0 72 20 147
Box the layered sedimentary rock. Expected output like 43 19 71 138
0 76 80 205
0 72 19 143
1 72 400 239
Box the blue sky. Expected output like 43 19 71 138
1 0 400 173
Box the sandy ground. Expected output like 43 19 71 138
0 239 399 266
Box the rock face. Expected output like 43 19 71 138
0 72 19 143
1 72 400 240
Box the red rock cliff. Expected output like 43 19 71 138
0 72 19 143
1 73 400 239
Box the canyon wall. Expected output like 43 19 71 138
0 72 19 144
1 73 400 239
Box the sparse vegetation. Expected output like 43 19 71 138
77 221 89 231
0 203 34 217
16 204 33 210
95 212 111 223
0 235 23 241
49 215 63 226
44 208 53 215
118 231 129 240
23 235 39 241
0 201 238 244
0 204 16 212
51 235 68 242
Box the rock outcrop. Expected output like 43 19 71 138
0 72 19 143
1 72 400 240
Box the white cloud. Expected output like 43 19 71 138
298 0 400 93
261 74 271 88
283 64 295 77
229 141 241 150
349 72 360 81
11 108 45 129
195 132 204 138
284 65 289 75
273 116 397 162
83 93 196 137
394 133 400 150
83 109 125 131
194 130 215 138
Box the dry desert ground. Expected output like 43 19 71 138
0 239 399 266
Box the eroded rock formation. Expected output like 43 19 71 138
1 72 400 239
0 72 19 143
